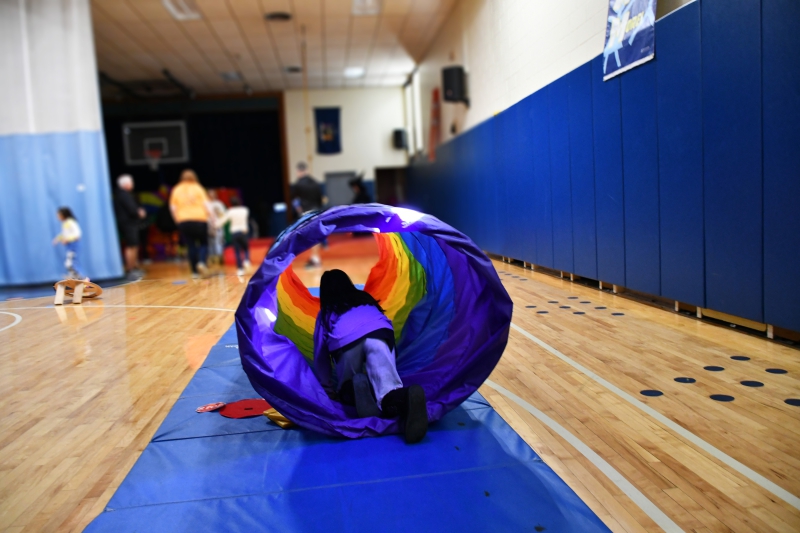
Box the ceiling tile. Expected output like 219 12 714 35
93 0 457 95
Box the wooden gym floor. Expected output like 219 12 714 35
0 236 798 532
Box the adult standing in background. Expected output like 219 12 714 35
349 176 372 204
114 174 146 280
170 169 211 278
291 161 323 268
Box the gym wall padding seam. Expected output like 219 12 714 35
407 0 800 333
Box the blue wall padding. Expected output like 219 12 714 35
86 326 611 532
531 89 554 268
549 78 574 273
591 55 627 287
513 97 538 265
763 0 800 332
621 61 661 296
407 0 800 331
569 64 598 280
702 0 763 322
656 6 705 307
0 131 124 285
492 110 511 257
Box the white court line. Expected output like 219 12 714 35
0 278 142 303
509 321 800 511
0 305 235 313
0 312 23 332
485 379 682 533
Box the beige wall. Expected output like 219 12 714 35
284 88 408 183
414 0 695 150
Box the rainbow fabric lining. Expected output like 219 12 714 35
273 233 427 362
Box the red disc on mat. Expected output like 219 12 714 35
196 402 226 413
219 399 271 419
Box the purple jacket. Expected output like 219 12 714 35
313 305 393 393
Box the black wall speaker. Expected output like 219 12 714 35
392 128 408 150
442 66 468 105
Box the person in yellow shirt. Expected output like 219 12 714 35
52 207 86 280
169 169 211 277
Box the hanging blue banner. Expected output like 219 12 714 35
314 107 341 154
602 0 657 80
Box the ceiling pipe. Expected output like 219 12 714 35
162 69 196 99
98 71 143 100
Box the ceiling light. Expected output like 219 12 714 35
264 12 292 21
220 71 243 82
162 0 201 21
352 0 381 16
344 67 365 78
286 66 303 74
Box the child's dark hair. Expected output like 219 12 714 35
58 207 76 221
319 269 383 329
230 196 242 206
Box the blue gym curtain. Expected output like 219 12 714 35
0 0 123 285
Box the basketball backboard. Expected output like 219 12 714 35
123 120 189 167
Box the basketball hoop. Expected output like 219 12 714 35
145 148 162 171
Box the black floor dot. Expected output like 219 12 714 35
674 377 696 383
580 301 591 304
537 311 549 314
595 306 607 310
731 356 750 361
704 366 725 371
766 368 788 374
641 390 663 397
568 296 578 299
560 305 570 309
573 311 585 315
612 312 625 316
740 380 763 387
710 394 734 402
785 399 800 407
526 305 537 308
548 300 558 303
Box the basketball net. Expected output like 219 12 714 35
145 149 162 171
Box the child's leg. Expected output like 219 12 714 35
334 339 367 389
363 338 403 408
232 233 244 269
65 241 81 278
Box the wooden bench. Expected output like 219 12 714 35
54 279 103 305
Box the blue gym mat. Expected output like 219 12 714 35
86 324 610 532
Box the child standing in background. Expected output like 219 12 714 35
215 197 251 276
52 207 86 280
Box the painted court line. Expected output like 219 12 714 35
508 321 800 511
0 312 23 332
1 304 236 313
485 379 682 533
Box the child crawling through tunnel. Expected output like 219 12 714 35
312 269 428 443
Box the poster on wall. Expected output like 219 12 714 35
602 0 657 80
314 107 341 154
